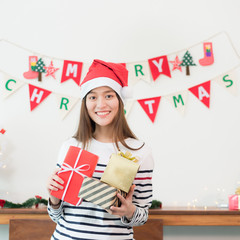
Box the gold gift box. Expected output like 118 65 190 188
100 153 140 193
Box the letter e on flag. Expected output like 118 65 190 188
137 97 161 123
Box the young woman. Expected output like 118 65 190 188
47 59 154 240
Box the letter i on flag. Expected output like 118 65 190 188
148 55 171 81
137 97 161 123
61 60 83 86
28 84 52 111
188 81 211 108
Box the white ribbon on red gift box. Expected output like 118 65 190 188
58 149 90 206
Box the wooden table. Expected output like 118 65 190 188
150 207 240 226
0 207 240 226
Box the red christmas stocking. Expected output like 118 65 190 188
199 42 214 66
23 56 39 79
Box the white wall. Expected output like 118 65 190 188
1 0 240 239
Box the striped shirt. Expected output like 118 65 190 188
48 137 154 240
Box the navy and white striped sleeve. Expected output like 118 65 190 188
121 145 154 226
47 201 64 223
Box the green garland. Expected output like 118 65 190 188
0 196 48 208
150 200 162 209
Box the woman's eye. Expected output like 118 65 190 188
89 96 96 100
106 95 113 99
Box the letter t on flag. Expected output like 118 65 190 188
28 84 52 111
137 97 161 123
61 60 83 86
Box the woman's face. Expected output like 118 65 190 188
86 86 119 128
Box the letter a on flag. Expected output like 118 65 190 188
28 84 52 111
137 97 161 123
148 55 171 81
188 81 211 108
61 60 83 86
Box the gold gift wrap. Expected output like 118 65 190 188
79 177 126 214
100 153 140 193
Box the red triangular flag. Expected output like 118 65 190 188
189 81 211 108
137 97 161 123
61 60 83 86
28 84 52 111
148 55 171 81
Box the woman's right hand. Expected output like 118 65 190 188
47 168 64 205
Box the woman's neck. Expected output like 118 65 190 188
93 126 115 143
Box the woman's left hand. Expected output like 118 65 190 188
110 185 136 220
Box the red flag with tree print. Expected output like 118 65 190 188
188 81 211 108
28 84 52 111
61 60 83 86
148 55 171 81
137 97 161 123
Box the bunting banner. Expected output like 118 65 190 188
55 94 80 119
137 97 161 123
127 61 151 85
61 60 83 86
188 81 211 108
214 71 237 96
0 31 240 122
165 91 188 116
28 84 52 111
148 55 171 81
2 75 25 99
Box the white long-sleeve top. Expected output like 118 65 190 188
48 137 154 240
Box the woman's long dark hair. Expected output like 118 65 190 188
73 94 144 151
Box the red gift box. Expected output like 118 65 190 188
229 195 240 210
51 146 99 206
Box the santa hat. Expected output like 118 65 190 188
80 59 131 101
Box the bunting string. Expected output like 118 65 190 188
0 31 240 121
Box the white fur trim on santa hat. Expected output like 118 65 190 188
80 77 123 100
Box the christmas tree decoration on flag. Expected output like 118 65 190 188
61 60 83 86
189 81 211 108
31 58 47 82
169 56 183 72
51 146 99 206
44 61 59 79
137 96 161 123
23 56 39 79
180 51 197 76
148 55 171 81
126 61 151 85
28 84 52 111
199 42 214 66
2 76 25 99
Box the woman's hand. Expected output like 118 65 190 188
47 168 64 206
110 185 136 220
